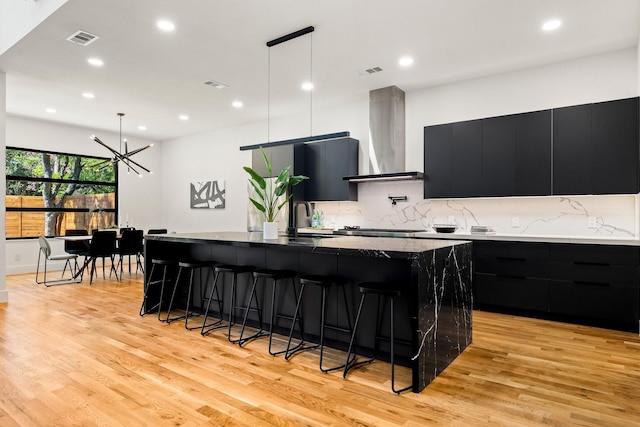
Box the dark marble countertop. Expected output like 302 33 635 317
145 231 471 257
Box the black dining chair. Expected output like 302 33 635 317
64 229 90 273
116 229 144 276
84 230 118 285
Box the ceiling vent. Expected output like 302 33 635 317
203 80 228 89
359 66 384 75
66 30 100 46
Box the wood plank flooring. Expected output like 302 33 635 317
0 270 639 426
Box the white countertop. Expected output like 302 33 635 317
298 227 640 246
413 231 640 246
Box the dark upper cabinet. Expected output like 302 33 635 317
554 98 639 195
553 104 592 195
424 97 639 199
515 110 552 195
303 137 358 201
451 120 483 197
591 97 639 194
482 115 516 196
424 124 453 198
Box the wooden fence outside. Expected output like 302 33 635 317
6 193 116 238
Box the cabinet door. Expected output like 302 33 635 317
553 104 592 195
452 120 483 197
592 97 639 194
515 110 552 195
324 138 358 201
304 142 325 201
482 115 516 196
424 124 453 198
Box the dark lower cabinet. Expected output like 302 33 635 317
475 273 549 311
473 240 639 332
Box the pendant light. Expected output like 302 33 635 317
90 113 153 176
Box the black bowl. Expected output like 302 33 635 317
432 224 458 233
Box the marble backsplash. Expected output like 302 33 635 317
312 180 639 238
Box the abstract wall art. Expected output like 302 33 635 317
190 179 225 209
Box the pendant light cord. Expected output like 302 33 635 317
267 48 271 143
309 32 313 137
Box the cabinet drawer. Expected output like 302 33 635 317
548 261 638 287
476 256 548 278
474 241 548 260
549 280 639 322
475 273 549 311
548 244 640 265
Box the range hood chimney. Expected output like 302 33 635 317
343 86 423 182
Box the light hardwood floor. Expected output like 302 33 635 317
1 270 639 426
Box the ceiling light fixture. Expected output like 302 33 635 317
157 20 175 32
138 125 147 130
82 92 95 99
399 56 414 67
87 58 104 66
90 113 153 177
542 19 562 31
301 82 314 91
232 101 243 108
179 115 189 121
45 108 56 114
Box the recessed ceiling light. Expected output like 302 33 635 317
82 92 95 99
87 57 104 67
138 125 147 130
301 82 314 91
542 19 562 31
157 20 175 32
45 108 56 114
179 115 189 121
232 101 243 108
399 56 414 67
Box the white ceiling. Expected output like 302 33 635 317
1 0 639 142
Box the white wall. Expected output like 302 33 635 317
4 116 163 274
1 72 7 302
158 48 640 239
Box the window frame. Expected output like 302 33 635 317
5 146 119 239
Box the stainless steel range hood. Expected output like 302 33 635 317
343 86 423 182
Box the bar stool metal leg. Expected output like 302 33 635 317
201 268 225 335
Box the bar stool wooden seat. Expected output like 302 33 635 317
237 268 300 353
343 281 413 394
166 260 216 330
285 274 354 373
139 258 176 320
200 264 254 342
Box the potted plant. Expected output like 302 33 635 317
244 146 308 239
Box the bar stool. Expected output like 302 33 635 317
237 268 300 353
139 258 175 320
285 274 354 373
166 260 216 330
343 282 413 394
200 264 254 342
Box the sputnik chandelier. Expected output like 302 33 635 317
90 113 153 176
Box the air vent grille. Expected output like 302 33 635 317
66 30 100 46
359 66 384 75
203 80 228 89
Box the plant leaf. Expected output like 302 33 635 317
248 197 266 213
243 166 266 189
260 147 273 176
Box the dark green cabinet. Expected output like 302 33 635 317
303 137 358 201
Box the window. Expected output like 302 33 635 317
5 147 118 238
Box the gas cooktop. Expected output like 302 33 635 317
334 226 425 237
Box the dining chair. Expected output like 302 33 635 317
85 230 118 284
64 229 90 273
116 229 144 276
36 236 79 287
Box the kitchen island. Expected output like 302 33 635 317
144 232 473 393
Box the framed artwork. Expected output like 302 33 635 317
190 179 225 209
